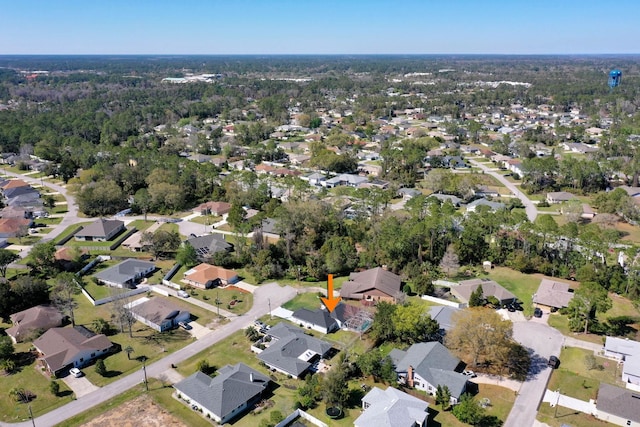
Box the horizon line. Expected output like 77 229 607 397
1 52 639 57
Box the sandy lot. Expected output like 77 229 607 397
82 395 186 427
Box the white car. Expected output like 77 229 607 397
177 290 189 298
70 368 83 378
462 370 477 378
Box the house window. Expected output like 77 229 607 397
80 358 84 362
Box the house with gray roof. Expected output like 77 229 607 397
390 341 468 404
533 278 574 312
291 307 339 334
451 278 516 307
595 383 640 426
7 305 65 343
255 323 332 378
128 297 190 332
465 198 506 213
323 173 367 188
604 337 640 388
174 363 270 424
355 386 429 427
75 218 125 241
546 191 577 204
340 267 403 304
33 326 113 376
94 259 156 288
428 305 460 335
186 233 233 260
428 193 462 207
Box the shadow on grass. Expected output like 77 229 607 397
57 390 74 398
427 407 442 427
103 370 122 378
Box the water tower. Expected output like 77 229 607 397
608 69 622 89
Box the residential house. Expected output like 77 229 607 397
604 337 640 388
33 326 113 376
562 142 599 154
533 278 574 312
174 363 270 424
451 278 516 306
93 259 156 288
256 323 332 379
303 172 326 187
193 201 231 216
7 305 65 343
291 307 339 334
354 386 429 427
329 303 372 331
186 234 233 260
0 179 29 192
428 193 462 207
546 191 577 204
323 173 368 188
398 188 422 201
428 305 460 336
340 267 403 304
182 263 239 289
390 341 468 404
0 217 32 238
465 198 506 213
128 297 190 332
473 185 500 198
595 383 640 426
75 219 125 241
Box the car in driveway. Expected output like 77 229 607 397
462 369 477 378
70 367 83 378
178 321 192 330
548 356 560 369
177 290 189 298
533 307 543 318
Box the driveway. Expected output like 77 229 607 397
61 373 99 398
504 321 564 427
468 158 538 222
185 321 210 340
2 282 297 427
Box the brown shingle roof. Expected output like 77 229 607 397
340 267 402 299
33 327 113 373
455 279 516 303
533 278 574 309
7 305 64 343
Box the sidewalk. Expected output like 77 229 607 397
473 373 522 392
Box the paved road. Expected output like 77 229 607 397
1 282 297 427
468 158 538 222
504 321 564 427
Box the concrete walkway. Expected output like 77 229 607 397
563 336 603 354
473 373 522 392
542 389 596 414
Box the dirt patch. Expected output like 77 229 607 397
81 394 186 427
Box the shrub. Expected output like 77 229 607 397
95 359 107 376
49 380 60 396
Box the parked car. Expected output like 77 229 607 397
533 307 543 318
462 370 477 378
548 356 560 369
70 368 83 378
177 290 189 298
178 321 192 330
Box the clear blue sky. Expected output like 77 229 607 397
2 0 639 55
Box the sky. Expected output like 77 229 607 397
2 0 639 55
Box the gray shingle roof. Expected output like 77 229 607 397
258 323 332 377
428 306 460 332
76 218 124 238
187 234 232 258
533 279 574 308
174 363 269 421
94 259 155 285
596 383 640 423
391 342 467 399
455 279 516 304
291 308 338 332
129 298 189 327
355 386 428 427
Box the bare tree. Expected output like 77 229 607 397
439 244 460 278
109 288 136 337
51 273 81 327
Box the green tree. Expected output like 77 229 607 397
141 229 181 260
227 203 246 230
567 281 612 334
95 359 107 376
28 241 56 277
370 302 397 343
124 345 134 361
0 336 15 360
49 380 60 396
0 249 19 278
91 318 112 335
452 393 485 425
323 363 349 408
468 285 484 307
435 385 452 410
392 301 440 343
297 373 323 409
176 242 199 268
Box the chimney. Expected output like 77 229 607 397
250 373 254 382
407 365 414 387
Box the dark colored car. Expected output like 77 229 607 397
534 308 543 318
548 356 560 369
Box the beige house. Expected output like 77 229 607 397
451 278 516 306
182 263 239 289
340 267 403 304
7 305 64 343
532 278 574 312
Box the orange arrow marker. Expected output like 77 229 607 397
321 274 341 312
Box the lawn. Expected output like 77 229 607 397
54 222 92 244
82 281 113 301
547 347 622 401
0 353 74 423
537 403 610 427
486 267 544 315
282 292 323 311
185 285 254 315
188 214 222 225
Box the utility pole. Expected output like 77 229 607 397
216 291 220 316
268 298 272 319
553 389 560 418
28 404 35 427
